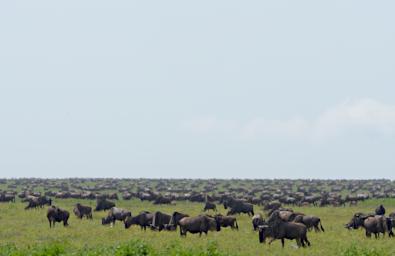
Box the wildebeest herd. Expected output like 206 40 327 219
1 178 395 249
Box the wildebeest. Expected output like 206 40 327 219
215 214 238 230
95 199 115 211
150 211 171 231
153 196 172 205
293 215 325 232
203 201 217 212
47 206 70 228
102 207 131 226
375 205 386 216
0 194 15 202
73 203 92 219
264 201 282 211
179 215 221 236
25 196 52 209
224 198 254 216
124 211 153 230
165 211 189 230
252 214 265 231
346 213 393 238
258 210 311 248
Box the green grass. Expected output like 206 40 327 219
1 199 395 255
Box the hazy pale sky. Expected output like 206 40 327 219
1 1 394 179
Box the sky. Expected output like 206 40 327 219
0 1 394 179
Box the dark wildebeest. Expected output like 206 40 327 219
203 201 217 212
179 215 221 237
215 214 238 230
73 203 92 219
25 196 52 209
102 207 131 226
258 210 311 248
264 201 281 211
0 194 15 202
124 211 153 230
95 199 115 211
224 198 254 216
47 206 70 228
375 205 386 216
252 214 265 231
151 211 171 231
294 215 325 232
345 213 393 238
153 196 172 205
165 211 189 231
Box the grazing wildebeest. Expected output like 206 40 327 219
203 201 217 212
346 213 393 238
95 199 115 211
150 211 171 231
293 215 325 232
252 214 265 231
224 198 254 216
73 203 92 219
215 214 238 230
165 212 189 230
375 205 386 216
25 196 52 209
179 215 221 237
47 206 70 228
124 211 153 230
102 207 131 226
258 210 311 248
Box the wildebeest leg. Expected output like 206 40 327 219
297 238 303 248
305 237 311 247
281 238 285 248
48 219 52 228
199 231 202 237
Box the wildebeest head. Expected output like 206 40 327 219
124 216 135 229
102 216 114 225
163 224 176 231
258 225 270 243
345 213 366 229
214 216 222 232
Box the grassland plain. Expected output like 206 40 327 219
1 199 395 256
